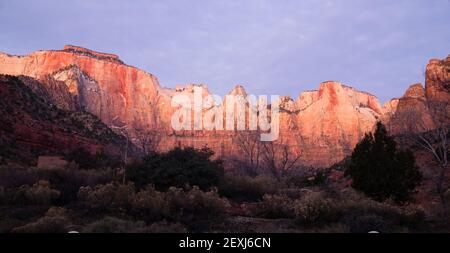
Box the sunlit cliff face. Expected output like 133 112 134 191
0 46 448 168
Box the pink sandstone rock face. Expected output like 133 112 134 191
424 56 450 122
0 46 160 132
292 81 382 165
384 56 449 135
425 56 450 104
384 83 436 134
0 46 448 168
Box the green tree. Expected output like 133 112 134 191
127 146 224 191
345 122 422 203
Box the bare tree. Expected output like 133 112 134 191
233 130 263 176
111 124 130 184
261 139 302 180
134 91 164 155
417 101 449 208
134 127 161 155
396 100 450 208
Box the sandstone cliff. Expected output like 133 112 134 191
384 56 450 135
0 46 448 168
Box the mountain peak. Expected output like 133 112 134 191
63 45 123 64
403 83 425 99
228 85 247 96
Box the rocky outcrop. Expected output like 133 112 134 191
425 56 450 104
385 56 450 135
425 56 450 123
0 75 127 165
0 46 160 132
385 84 435 134
0 46 448 168
292 81 382 165
63 45 123 64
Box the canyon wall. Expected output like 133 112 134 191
0 46 448 168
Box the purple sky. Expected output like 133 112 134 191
0 0 449 103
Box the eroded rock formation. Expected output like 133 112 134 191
0 46 448 168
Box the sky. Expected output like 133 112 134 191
0 0 449 103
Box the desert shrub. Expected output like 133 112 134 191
11 180 60 205
82 216 146 233
45 207 69 217
12 216 69 233
38 167 113 204
77 182 229 230
251 194 295 219
146 221 187 233
294 192 340 226
77 183 135 214
131 185 167 222
164 186 230 231
337 198 425 228
346 122 422 203
219 174 279 201
326 189 426 231
0 166 114 204
400 205 426 225
11 207 71 233
127 147 224 191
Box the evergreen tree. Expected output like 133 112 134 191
346 122 422 203
127 146 224 191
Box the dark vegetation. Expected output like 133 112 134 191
1 134 448 233
0 78 447 234
126 147 224 191
346 122 423 203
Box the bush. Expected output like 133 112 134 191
337 197 425 229
164 186 230 231
251 194 295 219
11 180 60 205
77 183 230 231
0 166 114 204
127 147 224 191
82 217 146 233
78 183 135 214
45 207 69 217
346 122 422 203
131 186 167 222
12 216 69 233
38 167 114 204
11 207 71 233
294 192 339 226
219 174 279 201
